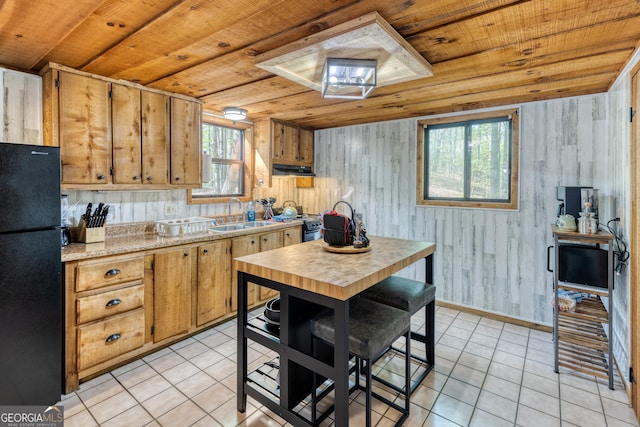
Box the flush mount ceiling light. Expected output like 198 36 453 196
255 12 432 100
322 58 377 99
222 107 247 121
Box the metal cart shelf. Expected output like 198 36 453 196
551 225 615 389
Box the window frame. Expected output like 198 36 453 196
187 117 254 205
416 108 519 210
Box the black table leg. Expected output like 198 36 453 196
237 271 247 413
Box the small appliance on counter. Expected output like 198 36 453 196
556 186 599 232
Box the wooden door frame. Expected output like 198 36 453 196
630 62 640 419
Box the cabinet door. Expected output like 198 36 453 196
231 235 260 312
197 240 231 326
272 121 285 161
284 227 302 246
258 231 284 301
0 69 42 145
170 98 201 186
298 128 314 166
142 91 169 184
58 72 111 184
112 84 142 184
283 124 299 163
153 248 191 342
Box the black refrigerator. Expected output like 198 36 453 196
0 143 62 405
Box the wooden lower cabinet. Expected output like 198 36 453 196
197 240 231 326
152 247 192 342
64 225 301 391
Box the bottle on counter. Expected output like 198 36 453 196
247 201 256 222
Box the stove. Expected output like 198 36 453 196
302 218 322 241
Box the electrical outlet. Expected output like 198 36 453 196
164 202 177 217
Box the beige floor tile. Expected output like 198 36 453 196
446 327 474 342
525 347 554 366
522 371 559 397
434 356 456 376
441 377 480 406
437 344 463 362
439 334 468 351
192 382 235 414
469 408 513 427
157 399 208 426
560 382 601 410
110 358 145 377
502 323 529 336
175 371 217 398
457 312 481 324
488 360 523 385
482 374 520 401
431 394 474 426
451 317 478 332
113 363 157 389
516 404 560 427
211 397 255 426
519 387 560 418
478 317 504 330
475 390 517 423
140 386 187 418
499 330 529 346
558 371 600 394
173 340 210 360
450 363 486 388
492 349 525 370
87 390 138 424
561 400 606 426
602 397 640 425
496 339 527 357
191 415 223 426
127 374 172 402
64 409 98 427
77 376 125 408
473 324 502 339
464 341 496 359
523 358 558 381
146 351 187 373
161 360 201 384
100 404 153 427
527 336 554 353
189 348 226 370
457 351 491 372
204 357 238 382
420 371 449 393
60 393 85 418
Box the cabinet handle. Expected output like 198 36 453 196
263 238 268 242
175 176 181 181
105 333 121 343
146 176 153 182
104 268 121 277
132 175 140 181
203 249 208 254
97 174 106 180
106 298 121 307
184 253 189 257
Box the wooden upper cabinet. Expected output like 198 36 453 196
141 91 169 184
170 97 201 186
298 128 314 166
112 85 169 185
58 71 111 184
111 84 142 184
0 68 42 145
271 120 314 166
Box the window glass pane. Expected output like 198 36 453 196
193 123 244 197
427 126 465 198
469 120 510 200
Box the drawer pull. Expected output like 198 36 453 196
203 249 208 254
105 298 121 307
104 268 121 277
106 333 121 343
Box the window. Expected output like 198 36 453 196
417 109 518 209
188 119 253 204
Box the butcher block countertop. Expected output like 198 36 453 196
234 236 436 300
61 221 302 262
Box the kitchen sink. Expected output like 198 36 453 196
240 221 273 227
209 224 247 232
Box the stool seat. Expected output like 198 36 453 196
311 297 409 359
361 276 436 314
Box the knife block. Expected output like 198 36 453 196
77 220 105 243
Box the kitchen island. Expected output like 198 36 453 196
234 236 436 426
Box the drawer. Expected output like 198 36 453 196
77 308 145 371
76 284 144 324
76 256 144 292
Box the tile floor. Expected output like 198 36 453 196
60 305 640 426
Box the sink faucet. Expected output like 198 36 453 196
228 197 243 222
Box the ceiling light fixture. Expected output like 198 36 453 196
322 58 377 99
255 12 433 100
223 107 247 121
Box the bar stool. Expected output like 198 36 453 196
310 297 411 427
361 275 436 394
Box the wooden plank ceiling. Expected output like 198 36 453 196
1 0 639 129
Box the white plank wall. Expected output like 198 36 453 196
0 69 42 145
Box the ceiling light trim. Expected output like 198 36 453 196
255 12 433 96
222 106 247 121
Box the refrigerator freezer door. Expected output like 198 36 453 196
0 229 62 404
0 143 60 233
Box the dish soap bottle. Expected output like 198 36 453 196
247 201 256 222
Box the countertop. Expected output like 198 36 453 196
62 220 302 262
234 236 436 300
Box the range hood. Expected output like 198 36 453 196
272 163 315 176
